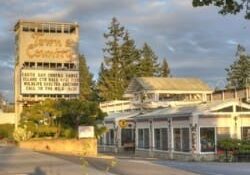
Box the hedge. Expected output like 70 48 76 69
0 124 15 139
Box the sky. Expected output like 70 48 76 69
1 0 250 102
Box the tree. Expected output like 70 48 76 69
236 44 246 58
97 18 166 100
160 58 170 77
20 99 106 138
120 31 141 87
226 45 250 89
137 43 160 77
57 99 106 137
97 63 112 101
79 54 94 101
97 17 126 101
20 99 62 137
192 0 250 19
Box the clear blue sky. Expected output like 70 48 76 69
1 0 250 102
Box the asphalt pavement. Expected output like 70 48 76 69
2 145 249 175
0 145 110 175
154 159 250 175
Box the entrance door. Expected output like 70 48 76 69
121 128 135 151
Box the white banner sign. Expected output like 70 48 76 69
78 126 95 138
21 69 79 95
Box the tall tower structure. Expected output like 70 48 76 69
14 20 80 125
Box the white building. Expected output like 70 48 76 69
134 100 250 161
99 77 250 160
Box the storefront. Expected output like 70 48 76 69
134 100 250 161
98 111 140 153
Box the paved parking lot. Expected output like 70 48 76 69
153 160 250 175
1 146 249 175
0 146 107 175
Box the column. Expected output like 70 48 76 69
149 120 154 157
168 118 173 159
190 114 199 160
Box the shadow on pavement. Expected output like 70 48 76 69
28 167 47 175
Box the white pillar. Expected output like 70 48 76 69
168 118 174 159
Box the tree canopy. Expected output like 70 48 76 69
226 45 250 89
192 0 250 19
160 58 171 77
79 54 95 101
20 99 106 138
137 43 160 77
97 17 170 101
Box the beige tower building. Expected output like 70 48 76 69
14 20 80 124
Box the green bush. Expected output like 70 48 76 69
218 138 240 150
238 141 250 154
218 138 250 161
36 125 58 137
0 124 14 139
13 127 33 142
63 128 76 138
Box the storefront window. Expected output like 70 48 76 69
242 127 250 140
182 128 190 152
121 129 134 146
200 128 215 152
174 128 181 151
154 128 168 151
106 129 114 145
174 128 190 152
138 128 149 149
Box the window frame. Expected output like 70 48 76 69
199 127 216 154
173 127 190 153
137 128 150 150
241 126 250 140
154 127 168 151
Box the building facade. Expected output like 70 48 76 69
14 20 80 124
134 100 250 161
99 77 250 161
124 77 213 109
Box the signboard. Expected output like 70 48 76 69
119 120 128 128
21 69 79 95
78 126 94 138
21 32 77 61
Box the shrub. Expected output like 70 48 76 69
217 138 240 162
13 127 33 142
36 125 58 137
218 138 240 151
63 128 76 138
238 140 250 154
0 124 14 139
218 138 250 161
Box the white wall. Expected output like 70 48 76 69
0 111 16 125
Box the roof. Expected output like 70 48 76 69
125 77 212 94
104 111 140 122
14 19 79 31
136 100 250 120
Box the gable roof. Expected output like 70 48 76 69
125 77 212 94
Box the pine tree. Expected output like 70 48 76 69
226 45 250 89
79 54 94 101
138 43 160 77
97 63 112 101
160 58 170 77
120 31 141 87
97 17 125 101
97 18 167 101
